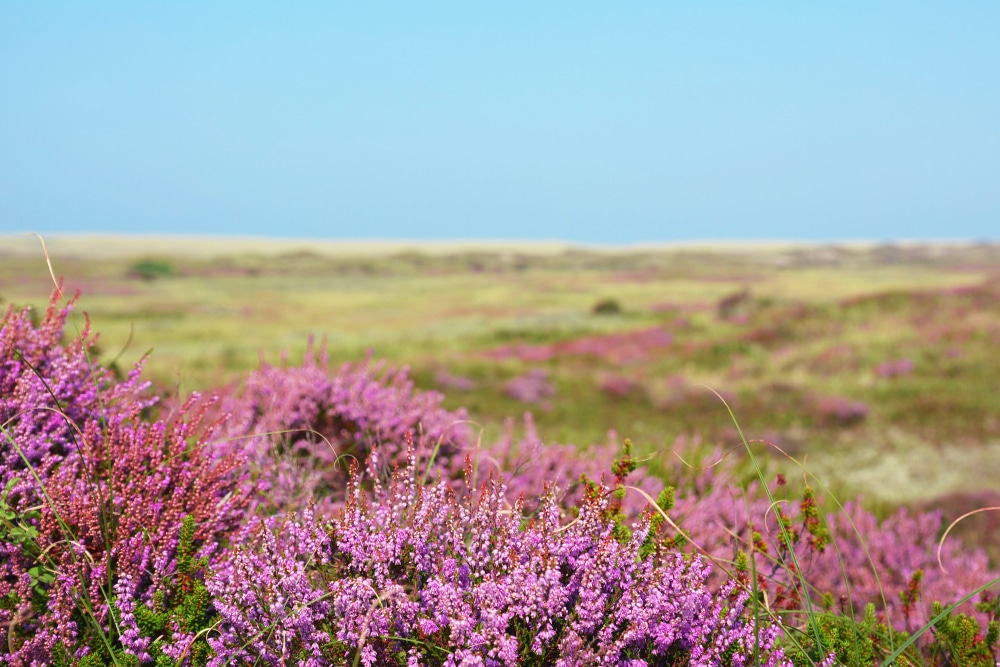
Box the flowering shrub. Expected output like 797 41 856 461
485 414 661 519
206 449 792 667
214 345 474 514
0 289 146 662
1 291 251 665
655 451 1000 633
597 374 641 398
0 288 153 500
218 354 663 519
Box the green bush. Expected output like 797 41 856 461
128 259 174 281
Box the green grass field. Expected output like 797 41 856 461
4 235 999 531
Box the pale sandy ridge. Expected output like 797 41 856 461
0 233 975 260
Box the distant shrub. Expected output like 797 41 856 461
717 288 752 320
128 258 174 280
486 327 672 364
808 343 860 375
591 297 622 314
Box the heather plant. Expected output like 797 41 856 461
653 446 1000 634
806 395 868 427
206 447 793 667
596 373 640 399
0 394 255 665
434 370 477 392
639 419 1000 664
873 358 914 379
0 287 253 665
1 287 153 500
0 287 149 663
485 413 662 519
213 352 663 520
111 515 217 667
213 344 474 515
779 595 1000 666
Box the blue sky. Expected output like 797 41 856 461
2 3 998 243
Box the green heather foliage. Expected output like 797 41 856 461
2 283 1000 665
127 260 175 281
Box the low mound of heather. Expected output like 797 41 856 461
203 454 790 666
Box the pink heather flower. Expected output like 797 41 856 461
207 449 791 667
661 447 1000 631
212 343 474 515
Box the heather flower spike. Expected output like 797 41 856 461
206 449 793 667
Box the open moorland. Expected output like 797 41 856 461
5 234 1000 665
3 236 1000 514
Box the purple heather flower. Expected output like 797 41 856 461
207 450 791 667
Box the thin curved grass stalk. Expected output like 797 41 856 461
174 619 222 667
699 384 829 657
624 484 728 574
26 232 63 301
105 321 135 370
626 481 825 666
745 434 901 630
938 506 1000 575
